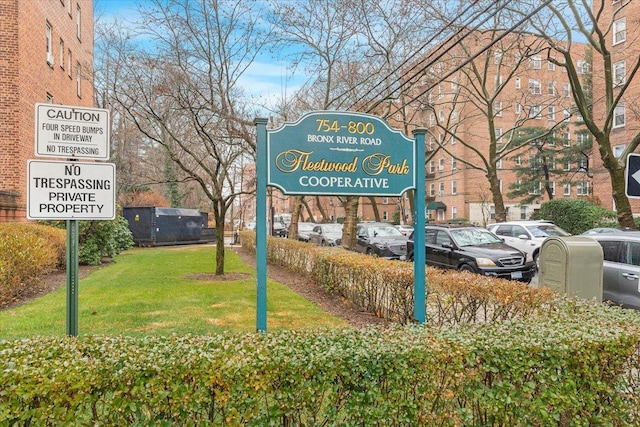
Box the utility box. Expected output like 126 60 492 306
538 236 603 302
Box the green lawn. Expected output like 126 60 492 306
0 245 347 339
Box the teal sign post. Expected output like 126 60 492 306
254 111 426 332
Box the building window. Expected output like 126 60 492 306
516 179 521 190
520 206 527 220
59 39 65 69
490 206 496 220
439 182 445 196
451 206 457 220
613 17 626 45
438 157 445 172
547 106 555 121
382 197 389 205
613 144 626 159
496 158 502 169
67 49 72 77
563 108 571 122
494 50 503 65
76 5 82 40
46 22 53 66
429 183 435 197
614 104 625 128
515 155 521 166
529 105 541 119
563 83 570 97
577 181 590 196
529 79 541 95
382 211 388 221
515 77 521 89
550 181 556 196
576 132 589 146
564 183 571 196
614 60 626 86
547 81 556 95
46 93 54 103
548 61 555 71
530 54 542 70
564 160 571 171
451 180 457 195
438 109 444 121
495 127 503 144
494 101 503 117
429 112 435 126
515 103 522 114
76 61 82 97
451 157 457 170
577 60 590 74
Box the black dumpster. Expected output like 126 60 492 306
123 207 209 246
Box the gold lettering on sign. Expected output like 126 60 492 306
275 150 358 173
362 154 410 176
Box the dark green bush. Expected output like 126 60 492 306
530 198 617 234
44 215 134 265
2 305 640 426
0 223 66 307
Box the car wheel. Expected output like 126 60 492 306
459 264 475 273
321 240 327 247
533 251 540 269
366 248 374 255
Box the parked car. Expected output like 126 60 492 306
582 227 633 235
585 232 640 310
407 224 536 283
487 220 570 264
354 222 408 259
394 224 414 236
293 222 317 242
308 223 343 246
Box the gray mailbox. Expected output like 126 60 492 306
538 236 603 302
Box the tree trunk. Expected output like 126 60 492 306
341 196 359 249
288 196 304 239
368 197 380 221
488 171 507 223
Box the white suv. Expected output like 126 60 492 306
487 221 570 263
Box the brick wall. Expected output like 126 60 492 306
0 0 94 222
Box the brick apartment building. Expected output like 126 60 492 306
0 0 94 221
591 0 640 213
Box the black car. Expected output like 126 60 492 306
407 224 536 283
355 222 408 259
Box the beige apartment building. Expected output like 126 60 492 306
0 0 94 221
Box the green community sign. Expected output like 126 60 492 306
268 111 415 196
255 111 427 332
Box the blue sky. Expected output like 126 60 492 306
94 0 305 109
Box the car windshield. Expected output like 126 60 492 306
322 224 343 233
299 223 315 232
526 224 570 238
368 226 403 237
449 228 502 246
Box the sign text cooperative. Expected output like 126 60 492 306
268 112 415 196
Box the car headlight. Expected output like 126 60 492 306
475 257 497 267
373 243 386 250
525 252 534 263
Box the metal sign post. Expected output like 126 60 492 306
66 219 79 336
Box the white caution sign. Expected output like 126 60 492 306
35 104 110 160
27 160 116 220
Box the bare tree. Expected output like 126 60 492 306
521 0 640 228
110 0 270 274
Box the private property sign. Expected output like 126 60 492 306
27 160 116 220
35 104 110 160
267 111 415 196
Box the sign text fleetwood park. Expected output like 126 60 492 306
267 111 415 196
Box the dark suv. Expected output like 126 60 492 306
355 222 408 259
407 224 536 282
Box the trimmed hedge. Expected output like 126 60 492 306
241 231 557 326
2 304 640 426
0 223 66 308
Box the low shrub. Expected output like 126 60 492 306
241 231 557 326
43 215 134 265
0 223 66 307
531 198 617 234
2 304 640 426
